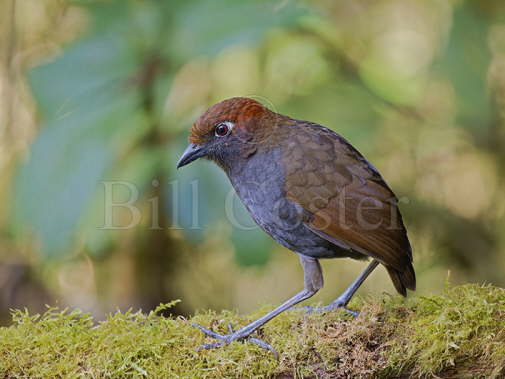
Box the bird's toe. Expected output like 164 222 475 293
248 337 279 359
191 322 278 358
196 341 226 351
227 322 235 334
191 322 227 340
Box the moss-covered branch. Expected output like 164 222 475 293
1 284 504 378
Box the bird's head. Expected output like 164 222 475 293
177 97 279 170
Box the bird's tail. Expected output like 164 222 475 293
386 263 416 297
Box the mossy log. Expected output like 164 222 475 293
0 284 504 378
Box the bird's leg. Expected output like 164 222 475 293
192 255 323 357
303 259 379 317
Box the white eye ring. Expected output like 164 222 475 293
215 121 234 137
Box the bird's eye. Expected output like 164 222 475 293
215 121 233 137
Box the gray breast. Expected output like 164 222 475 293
227 148 353 259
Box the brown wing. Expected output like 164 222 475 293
282 123 415 294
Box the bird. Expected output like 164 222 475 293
177 97 415 355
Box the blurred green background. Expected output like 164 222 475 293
1 0 504 324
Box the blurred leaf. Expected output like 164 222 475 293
29 23 138 120
14 94 146 257
359 59 425 106
14 3 148 257
169 0 308 62
434 4 492 130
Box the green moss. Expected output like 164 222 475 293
384 284 505 378
0 285 503 378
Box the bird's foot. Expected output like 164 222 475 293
299 301 359 318
191 322 279 359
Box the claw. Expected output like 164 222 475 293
344 308 359 318
249 337 279 359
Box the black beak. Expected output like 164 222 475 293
177 143 206 169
